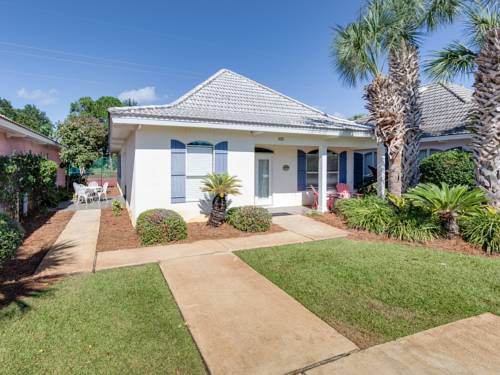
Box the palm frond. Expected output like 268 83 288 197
424 41 477 81
424 0 463 30
331 21 381 87
201 173 242 198
463 1 500 48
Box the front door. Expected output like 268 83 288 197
255 155 272 205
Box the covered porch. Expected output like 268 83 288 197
253 141 386 213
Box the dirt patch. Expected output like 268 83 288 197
96 208 140 252
97 208 285 252
312 212 497 257
0 210 74 308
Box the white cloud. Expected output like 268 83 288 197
118 86 160 105
17 88 58 105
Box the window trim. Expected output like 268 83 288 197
306 150 339 190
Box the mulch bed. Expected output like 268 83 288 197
96 208 140 251
313 212 498 257
97 208 285 252
0 210 74 309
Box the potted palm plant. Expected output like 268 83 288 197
201 173 242 227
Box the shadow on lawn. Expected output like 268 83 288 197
0 241 75 312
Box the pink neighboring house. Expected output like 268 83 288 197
0 114 65 186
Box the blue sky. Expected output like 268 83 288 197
0 0 472 123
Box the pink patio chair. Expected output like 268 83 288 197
310 185 319 209
336 183 352 199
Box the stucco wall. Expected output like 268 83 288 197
120 125 376 222
0 130 65 186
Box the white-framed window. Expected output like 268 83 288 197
186 142 213 202
306 150 339 190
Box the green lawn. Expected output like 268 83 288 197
236 239 500 348
0 265 206 374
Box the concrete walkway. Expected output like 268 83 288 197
307 313 500 374
161 253 358 375
36 209 100 276
95 214 347 271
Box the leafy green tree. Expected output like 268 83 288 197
70 96 123 124
0 98 17 120
57 114 107 175
121 98 138 106
0 98 53 136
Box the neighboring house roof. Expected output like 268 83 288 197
358 82 474 137
0 114 60 147
109 69 370 133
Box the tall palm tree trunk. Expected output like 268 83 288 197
389 43 423 192
364 74 405 196
471 28 500 208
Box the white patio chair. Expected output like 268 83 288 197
73 182 91 204
97 182 109 202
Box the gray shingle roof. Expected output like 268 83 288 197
358 82 474 137
419 83 473 136
110 69 370 132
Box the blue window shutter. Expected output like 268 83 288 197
214 141 228 173
354 152 363 189
171 139 186 203
297 150 306 191
339 151 347 184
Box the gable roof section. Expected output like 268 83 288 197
358 82 474 137
419 82 473 136
0 114 59 147
110 69 370 132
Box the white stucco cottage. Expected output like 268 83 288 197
109 69 381 223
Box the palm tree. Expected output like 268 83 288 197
405 182 487 237
332 2 406 196
201 173 242 227
425 1 500 207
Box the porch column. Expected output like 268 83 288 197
346 150 354 188
318 145 328 212
377 141 386 198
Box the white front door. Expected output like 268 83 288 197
255 155 272 205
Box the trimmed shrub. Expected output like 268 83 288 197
460 207 500 254
335 196 395 234
419 150 475 188
226 206 272 232
0 212 24 265
136 209 187 245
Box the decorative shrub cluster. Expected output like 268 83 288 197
0 212 24 265
136 209 187 245
334 182 498 252
461 207 500 254
419 150 475 188
335 194 442 242
226 206 272 232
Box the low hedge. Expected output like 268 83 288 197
226 206 272 232
136 209 187 245
0 212 24 265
